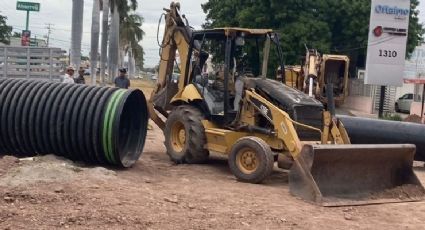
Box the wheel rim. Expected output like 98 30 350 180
170 121 186 154
236 148 259 174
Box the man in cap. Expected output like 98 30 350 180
114 68 130 89
63 66 76 84
74 67 86 84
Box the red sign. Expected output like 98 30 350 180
21 30 31 46
373 26 383 37
404 78 425 84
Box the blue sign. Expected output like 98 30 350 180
375 5 410 17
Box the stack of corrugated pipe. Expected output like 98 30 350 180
0 78 148 167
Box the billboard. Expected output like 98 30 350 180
365 0 410 87
21 30 31 46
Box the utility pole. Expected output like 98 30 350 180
45 23 53 47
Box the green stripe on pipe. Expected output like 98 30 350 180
107 90 126 164
102 91 117 163
102 90 122 163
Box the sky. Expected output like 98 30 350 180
0 0 424 67
0 0 207 67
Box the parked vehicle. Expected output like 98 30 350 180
395 93 414 113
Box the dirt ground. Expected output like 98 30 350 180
0 125 424 230
0 79 425 229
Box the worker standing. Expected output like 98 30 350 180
62 66 76 84
74 67 86 84
114 68 130 89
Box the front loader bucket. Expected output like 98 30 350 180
289 144 425 206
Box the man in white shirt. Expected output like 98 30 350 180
62 66 76 84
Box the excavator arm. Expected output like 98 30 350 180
148 2 194 130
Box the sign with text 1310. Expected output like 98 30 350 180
365 0 410 87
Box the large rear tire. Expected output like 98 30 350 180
164 105 209 164
228 136 274 184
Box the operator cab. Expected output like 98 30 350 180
186 28 285 125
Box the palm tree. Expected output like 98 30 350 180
99 0 109 85
107 0 137 82
128 46 135 78
90 0 101 85
132 44 144 70
107 4 120 82
96 0 139 83
120 13 145 78
71 0 84 70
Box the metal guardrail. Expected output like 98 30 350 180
349 78 375 98
0 46 65 81
373 86 396 112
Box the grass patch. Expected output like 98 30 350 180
381 113 403 121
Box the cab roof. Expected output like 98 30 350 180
217 27 273 35
194 27 273 36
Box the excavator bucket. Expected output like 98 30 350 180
289 144 425 206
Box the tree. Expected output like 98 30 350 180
100 0 109 85
107 0 138 82
98 0 141 84
407 0 424 57
202 0 332 64
12 31 21 38
0 15 12 44
108 2 120 82
90 0 101 85
71 0 84 71
202 0 424 72
133 44 144 70
120 13 145 76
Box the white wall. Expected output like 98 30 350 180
396 83 415 99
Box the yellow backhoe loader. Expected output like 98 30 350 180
285 49 350 107
148 2 425 206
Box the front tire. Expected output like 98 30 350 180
395 103 400 112
164 105 209 164
228 137 274 184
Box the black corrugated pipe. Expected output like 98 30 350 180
0 78 148 167
338 115 425 161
